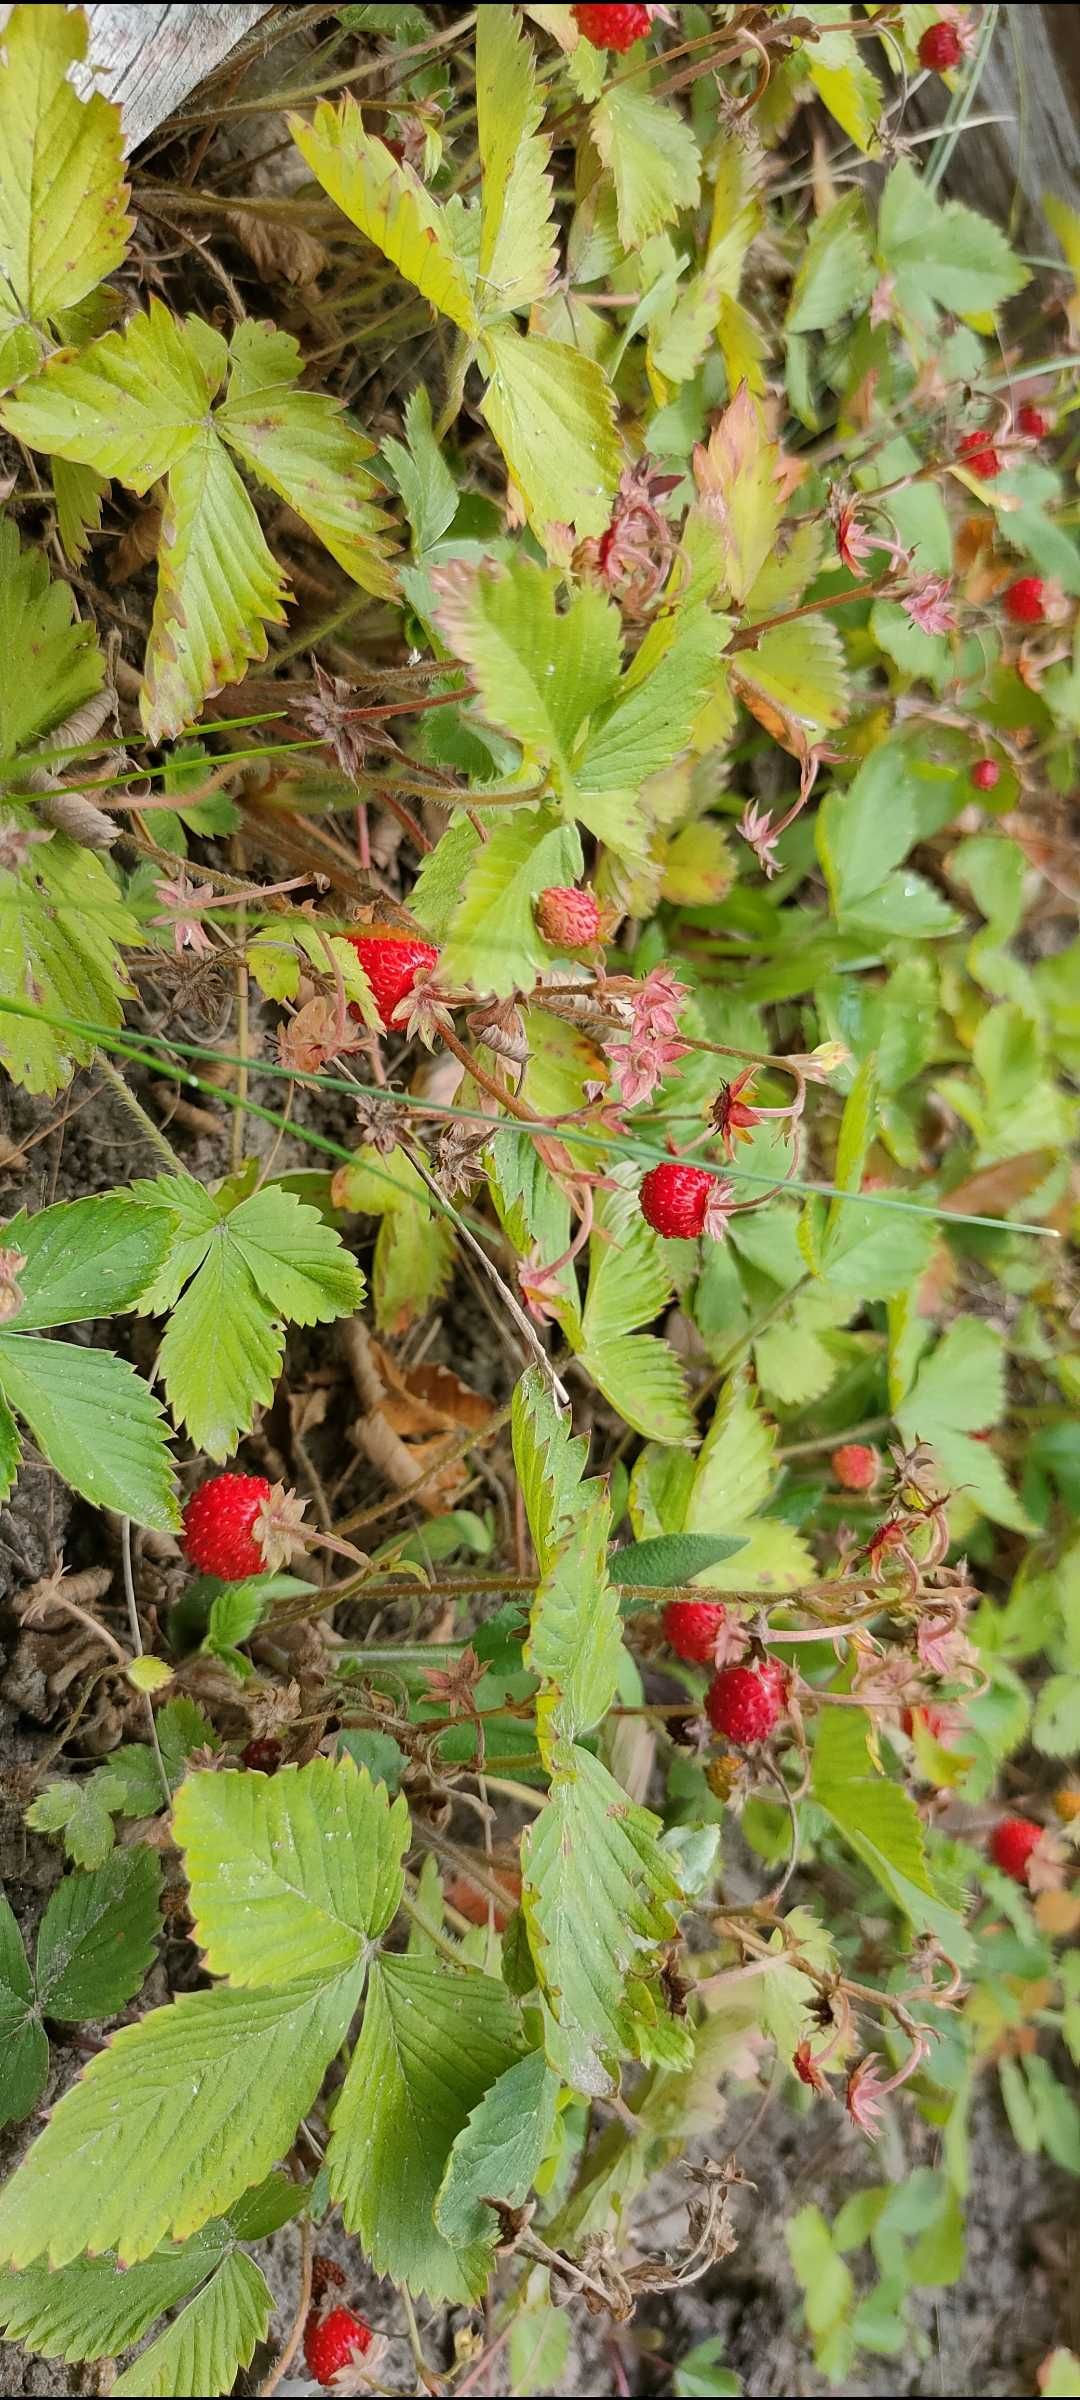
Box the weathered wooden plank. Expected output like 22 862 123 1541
0 4 272 153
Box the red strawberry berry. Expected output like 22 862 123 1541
346 932 439 1030
663 1599 728 1666
182 1474 271 1581
918 20 964 71
536 886 602 947
1017 403 1049 440
640 1162 714 1239
970 757 1000 791
1004 576 1047 626
957 430 1001 479
574 2 653 50
990 1816 1042 1885
303 2306 374 2387
832 1443 881 1493
706 1661 785 1744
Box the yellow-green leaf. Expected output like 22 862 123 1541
290 97 479 333
475 6 557 316
478 324 619 546
691 385 784 605
0 5 132 383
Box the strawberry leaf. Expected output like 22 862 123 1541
133 1172 364 1459
476 6 558 316
112 2251 272 2400
3 1193 173 1330
591 81 700 250
328 1955 523 2300
0 517 103 756
478 324 620 547
0 1895 46 2129
0 2233 228 2366
35 1849 161 2023
0 1335 179 1531
174 1759 407 1988
290 97 479 333
2 302 395 739
0 5 131 388
0 1970 362 2266
522 1740 687 2095
435 2046 560 2250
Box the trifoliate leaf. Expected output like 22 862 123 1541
2 302 223 486
174 1759 408 1988
0 517 103 756
3 300 395 740
877 160 1028 325
441 808 583 996
436 2047 559 2249
0 1332 179 1530
290 97 479 332
0 1969 362 2266
0 5 132 388
591 82 700 249
522 1740 686 2095
24 1773 125 1871
112 2251 272 2399
35 1849 161 2022
0 1894 46 2128
475 6 557 316
478 324 620 546
133 1172 364 1458
328 1955 523 2300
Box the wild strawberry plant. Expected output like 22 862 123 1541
0 4 1076 2393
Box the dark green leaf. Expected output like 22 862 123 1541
35 1849 161 2022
